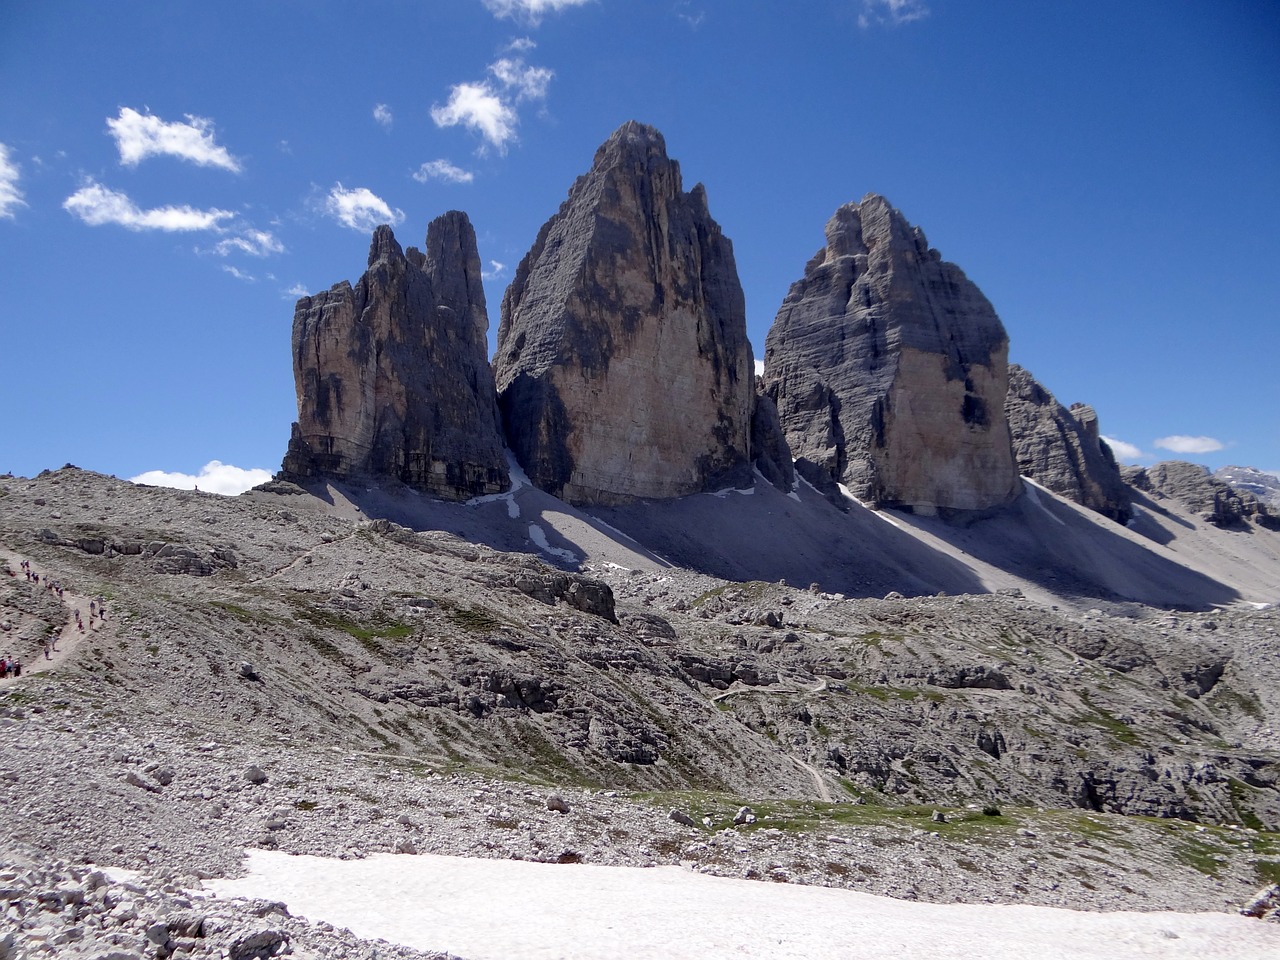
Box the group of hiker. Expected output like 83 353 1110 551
2 556 108 678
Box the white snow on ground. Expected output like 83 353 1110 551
466 453 530 517
528 523 578 563
206 851 1280 960
1023 478 1068 527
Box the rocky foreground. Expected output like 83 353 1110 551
2 466 1280 958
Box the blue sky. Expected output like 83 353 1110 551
2 0 1277 491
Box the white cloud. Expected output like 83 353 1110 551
213 229 285 257
324 183 404 232
63 180 235 232
107 107 242 172
754 359 765 378
0 143 26 218
858 0 929 29
481 259 507 280
506 36 537 52
412 159 475 184
432 52 554 153
1101 436 1143 463
129 460 272 496
431 82 520 153
284 283 310 298
373 103 393 129
489 57 554 101
481 0 593 26
222 265 255 282
1154 435 1225 455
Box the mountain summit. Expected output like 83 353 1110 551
763 195 1021 515
494 121 755 505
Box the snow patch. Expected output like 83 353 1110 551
1023 478 1068 527
528 523 577 563
206 849 1280 960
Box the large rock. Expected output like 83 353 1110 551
493 121 754 505
1126 461 1280 529
763 194 1021 515
280 212 508 499
1004 364 1131 523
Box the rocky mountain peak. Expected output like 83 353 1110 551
763 195 1021 515
280 212 508 499
1004 364 1131 523
494 122 754 505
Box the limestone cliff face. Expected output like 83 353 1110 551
762 195 1021 515
1004 364 1131 523
281 212 508 499
494 121 754 505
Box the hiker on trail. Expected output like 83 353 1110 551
42 641 50 660
12 660 20 678
98 598 107 620
0 657 7 676
90 600 97 617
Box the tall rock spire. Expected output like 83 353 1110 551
763 194 1021 515
493 121 755 505
280 212 508 499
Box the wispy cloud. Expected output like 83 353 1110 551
1154 435 1225 455
222 265 255 282
481 259 507 280
213 228 285 257
506 36 537 52
373 103 393 130
0 143 26 219
324 183 404 232
129 460 272 496
481 0 593 27
107 107 242 172
674 1 706 28
284 283 310 299
1101 436 1144 463
431 54 554 153
489 57 553 101
858 0 929 29
413 159 475 184
63 179 235 232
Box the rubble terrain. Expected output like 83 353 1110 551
2 467 1279 959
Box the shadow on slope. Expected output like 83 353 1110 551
888 481 1240 610
590 479 988 599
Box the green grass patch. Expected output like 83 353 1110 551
449 606 501 632
1226 777 1268 831
691 581 769 607
1256 861 1280 886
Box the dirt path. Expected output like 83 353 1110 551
0 546 104 683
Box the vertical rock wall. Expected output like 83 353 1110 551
763 195 1021 515
494 121 755 505
281 213 508 499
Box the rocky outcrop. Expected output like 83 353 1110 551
281 212 508 499
494 121 754 505
1004 364 1131 523
1214 466 1280 511
762 194 1021 516
1126 461 1280 529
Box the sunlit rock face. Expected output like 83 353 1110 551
1005 364 1131 524
763 194 1021 516
494 121 754 506
281 212 508 499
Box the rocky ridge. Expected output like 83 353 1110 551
763 194 1021 515
493 121 755 505
1004 363 1131 523
1127 461 1280 530
1216 466 1280 512
281 212 508 500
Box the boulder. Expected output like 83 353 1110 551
494 121 755 505
1004 364 1131 523
763 194 1021 515
281 212 508 499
